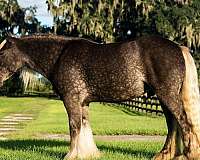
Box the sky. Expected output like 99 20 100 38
17 0 53 26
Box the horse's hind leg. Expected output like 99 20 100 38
154 104 182 160
63 97 99 159
155 47 200 159
157 92 200 159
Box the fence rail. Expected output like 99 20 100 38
107 95 163 116
24 91 57 98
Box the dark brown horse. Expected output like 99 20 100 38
0 34 200 160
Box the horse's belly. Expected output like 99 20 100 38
83 52 145 102
88 75 145 102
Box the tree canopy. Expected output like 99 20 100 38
0 0 41 39
0 0 53 95
47 0 200 50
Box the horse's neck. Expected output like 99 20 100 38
20 38 66 78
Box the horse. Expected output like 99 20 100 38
0 34 200 160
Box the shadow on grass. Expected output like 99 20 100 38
109 104 147 117
0 139 157 159
0 139 68 159
109 104 162 119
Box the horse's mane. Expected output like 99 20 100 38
19 34 99 44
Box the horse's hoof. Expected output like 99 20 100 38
64 151 77 160
153 150 175 160
64 150 101 160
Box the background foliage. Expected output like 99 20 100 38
0 0 53 95
47 0 200 48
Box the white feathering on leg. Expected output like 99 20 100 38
65 120 100 159
76 119 99 158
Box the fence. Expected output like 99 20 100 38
5 90 164 115
106 94 163 116
0 88 164 116
24 91 57 98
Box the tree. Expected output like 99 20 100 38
150 0 200 49
46 0 200 49
47 0 119 42
0 0 44 39
0 0 49 96
20 68 52 93
3 71 24 96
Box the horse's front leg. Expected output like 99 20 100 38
63 97 99 159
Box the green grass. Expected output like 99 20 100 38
0 98 166 137
0 97 46 118
0 97 167 137
0 139 163 160
0 97 166 159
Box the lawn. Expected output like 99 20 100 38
0 140 163 160
0 97 167 137
0 97 166 159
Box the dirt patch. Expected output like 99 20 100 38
39 134 166 142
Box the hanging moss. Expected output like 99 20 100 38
47 0 200 48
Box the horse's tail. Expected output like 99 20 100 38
181 46 200 134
